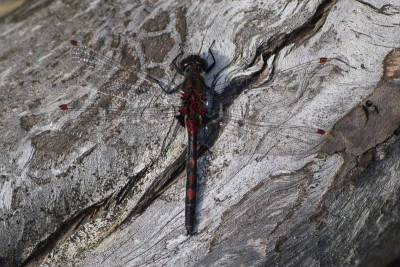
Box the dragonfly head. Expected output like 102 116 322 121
180 55 208 74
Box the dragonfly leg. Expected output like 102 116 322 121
146 75 180 94
159 82 180 94
206 40 216 73
175 114 185 127
172 51 184 75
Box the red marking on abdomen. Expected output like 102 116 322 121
187 189 195 200
316 129 326 135
188 174 195 185
70 40 78 46
186 120 199 137
319 58 328 63
190 158 196 169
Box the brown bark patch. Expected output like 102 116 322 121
141 33 174 63
142 11 170 32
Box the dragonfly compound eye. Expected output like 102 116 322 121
195 58 208 72
180 58 191 71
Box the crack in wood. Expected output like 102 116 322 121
217 0 340 113
355 0 395 15
249 0 339 69
119 150 187 226
21 196 111 266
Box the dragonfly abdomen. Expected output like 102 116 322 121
185 119 199 236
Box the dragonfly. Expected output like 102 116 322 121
53 39 332 236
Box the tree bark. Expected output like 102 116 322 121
0 0 400 266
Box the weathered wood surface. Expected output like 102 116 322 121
0 0 400 266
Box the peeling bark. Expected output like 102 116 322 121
1 0 400 266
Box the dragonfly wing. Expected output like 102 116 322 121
55 101 180 146
57 40 181 105
204 57 361 158
213 111 327 158
25 101 182 177
213 58 333 93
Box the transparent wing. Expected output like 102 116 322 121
57 94 393 160
200 107 327 158
50 43 360 160
58 40 181 104
43 39 184 162
55 99 181 148
222 115 326 158
212 57 332 90
204 56 361 158
55 96 326 158
211 57 357 114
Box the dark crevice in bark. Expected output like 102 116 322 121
25 135 189 265
355 0 394 15
318 136 400 267
23 147 187 265
218 0 339 111
281 0 340 48
21 196 112 267
119 150 187 226
116 123 182 206
116 167 150 204
116 124 187 223
322 50 400 188
333 128 400 190
22 153 168 265
387 258 400 267
249 0 339 68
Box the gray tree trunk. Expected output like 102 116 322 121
1 0 400 266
